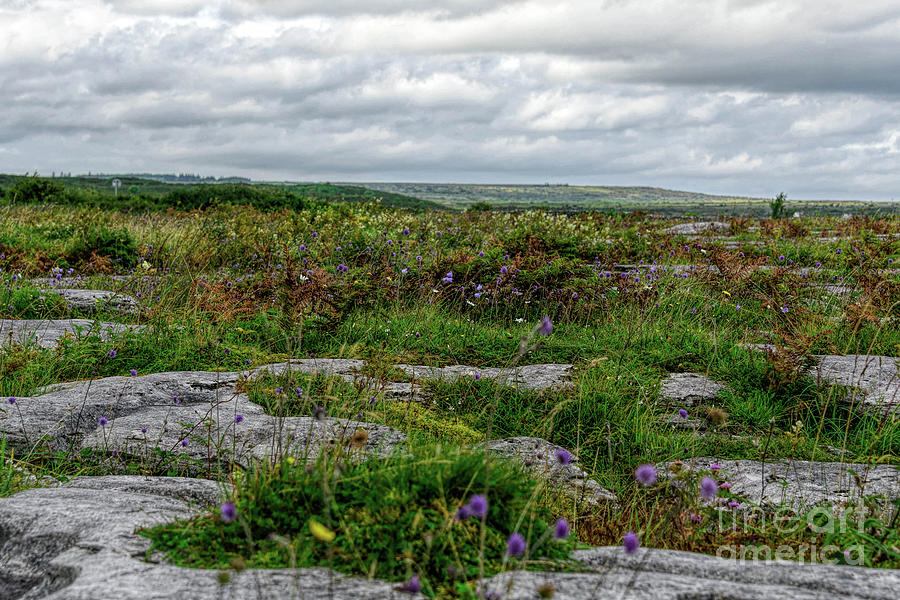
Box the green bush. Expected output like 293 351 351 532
67 226 139 268
143 448 575 596
8 177 66 204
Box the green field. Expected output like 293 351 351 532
2 176 899 597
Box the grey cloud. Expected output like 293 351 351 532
2 1 900 199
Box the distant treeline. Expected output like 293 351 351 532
0 175 439 212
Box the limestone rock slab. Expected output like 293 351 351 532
480 437 616 505
658 372 725 407
811 354 900 415
665 457 900 510
47 288 140 315
661 221 730 235
484 546 900 600
0 319 141 349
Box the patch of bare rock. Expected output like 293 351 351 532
664 457 900 510
0 361 576 472
480 437 617 506
45 288 141 315
660 221 730 236
0 319 141 349
811 354 900 415
487 546 900 600
658 372 725 407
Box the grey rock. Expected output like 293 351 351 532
397 362 573 391
46 288 140 315
660 221 730 235
665 457 900 510
0 319 141 348
0 477 418 599
811 355 900 415
655 413 706 431
270 359 573 394
1 366 404 468
480 437 616 505
484 546 900 599
658 372 725 407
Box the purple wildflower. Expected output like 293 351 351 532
398 576 421 594
455 504 472 521
635 464 657 486
8 397 14 405
98 417 108 426
554 518 570 540
538 316 553 335
234 414 244 423
700 476 718 500
468 494 488 518
220 502 237 523
500 266 508 275
181 439 188 447
108 349 117 358
506 533 526 557
555 448 572 466
623 531 640 554
678 408 688 419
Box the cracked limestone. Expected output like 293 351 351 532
44 288 141 315
0 319 141 349
658 372 725 407
663 457 900 511
484 546 900 600
811 354 900 415
479 437 616 506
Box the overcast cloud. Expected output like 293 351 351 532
1 0 899 199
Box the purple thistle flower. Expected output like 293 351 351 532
220 502 237 523
506 532 526 557
455 504 472 521
98 417 108 426
678 408 688 419
141 427 147 434
555 448 572 465
700 476 718 500
728 501 740 508
554 518 570 540
130 369 137 377
234 414 244 423
500 266 508 274
538 316 553 335
623 531 640 554
398 576 421 594
635 464 657 486
710 463 722 470
181 439 188 447
8 397 15 405
468 494 488 518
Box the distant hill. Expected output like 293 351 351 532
0 175 435 211
351 182 897 217
354 182 765 208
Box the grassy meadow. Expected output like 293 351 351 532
1 178 899 597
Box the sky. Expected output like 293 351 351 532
1 1 899 200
